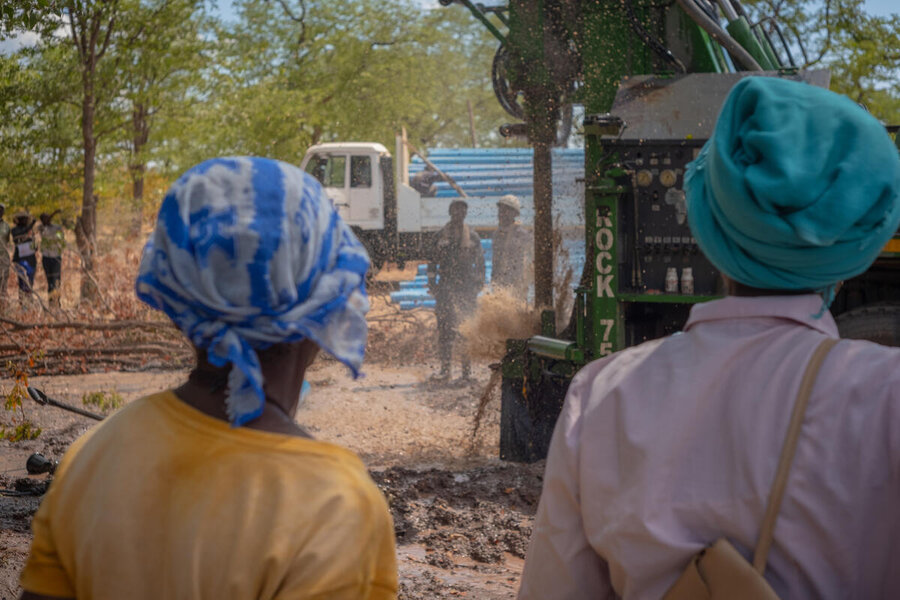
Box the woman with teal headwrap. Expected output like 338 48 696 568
685 76 900 305
519 78 900 600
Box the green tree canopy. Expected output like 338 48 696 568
166 0 510 170
1 0 896 242
744 0 900 123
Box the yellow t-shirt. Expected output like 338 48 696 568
20 390 398 599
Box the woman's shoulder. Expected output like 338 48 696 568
574 337 669 387
826 336 900 395
563 337 669 414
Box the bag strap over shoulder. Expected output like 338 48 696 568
751 337 839 574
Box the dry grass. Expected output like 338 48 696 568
0 219 188 374
459 288 540 362
366 294 437 365
0 215 441 373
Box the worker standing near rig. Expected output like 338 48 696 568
428 199 485 382
518 78 900 599
491 194 531 297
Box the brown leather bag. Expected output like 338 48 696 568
663 338 838 600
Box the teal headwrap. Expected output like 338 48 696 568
685 77 900 307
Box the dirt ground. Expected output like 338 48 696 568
0 330 545 599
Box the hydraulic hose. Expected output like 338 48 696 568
694 0 722 24
623 0 687 73
676 0 763 71
769 19 796 66
715 0 738 22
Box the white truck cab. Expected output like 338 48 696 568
301 142 391 231
300 141 501 268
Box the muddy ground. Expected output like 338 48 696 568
0 349 545 599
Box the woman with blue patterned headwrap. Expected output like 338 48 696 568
520 78 900 599
20 157 399 600
136 156 371 426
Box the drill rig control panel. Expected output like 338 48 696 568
583 71 830 354
612 138 719 298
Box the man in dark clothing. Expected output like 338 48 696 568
428 199 485 381
11 211 37 303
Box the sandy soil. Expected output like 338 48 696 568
0 354 544 599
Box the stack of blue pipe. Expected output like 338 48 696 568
407 148 584 228
390 239 493 310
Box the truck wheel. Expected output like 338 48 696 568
835 304 900 347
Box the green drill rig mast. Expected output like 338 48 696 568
443 0 900 462
443 0 777 311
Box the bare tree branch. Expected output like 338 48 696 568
272 0 307 56
97 10 118 60
67 0 88 60
807 0 833 66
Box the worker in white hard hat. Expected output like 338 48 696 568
492 194 531 297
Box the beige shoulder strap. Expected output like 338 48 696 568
752 337 839 573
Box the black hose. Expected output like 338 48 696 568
623 0 687 73
731 0 792 67
755 21 784 68
694 0 721 23
769 18 796 67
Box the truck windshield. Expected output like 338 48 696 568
304 155 346 187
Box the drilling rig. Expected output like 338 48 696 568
443 0 900 461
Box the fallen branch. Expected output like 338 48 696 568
0 321 28 354
0 317 177 332
0 343 189 360
39 357 181 372
367 314 430 325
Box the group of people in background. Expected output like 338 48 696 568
428 193 531 381
0 204 65 308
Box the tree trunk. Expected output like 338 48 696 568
511 0 558 312
129 103 149 238
532 141 553 310
130 166 145 234
77 56 99 303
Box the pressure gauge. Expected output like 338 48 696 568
659 169 677 187
636 169 653 187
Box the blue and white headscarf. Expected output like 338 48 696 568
136 157 370 426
